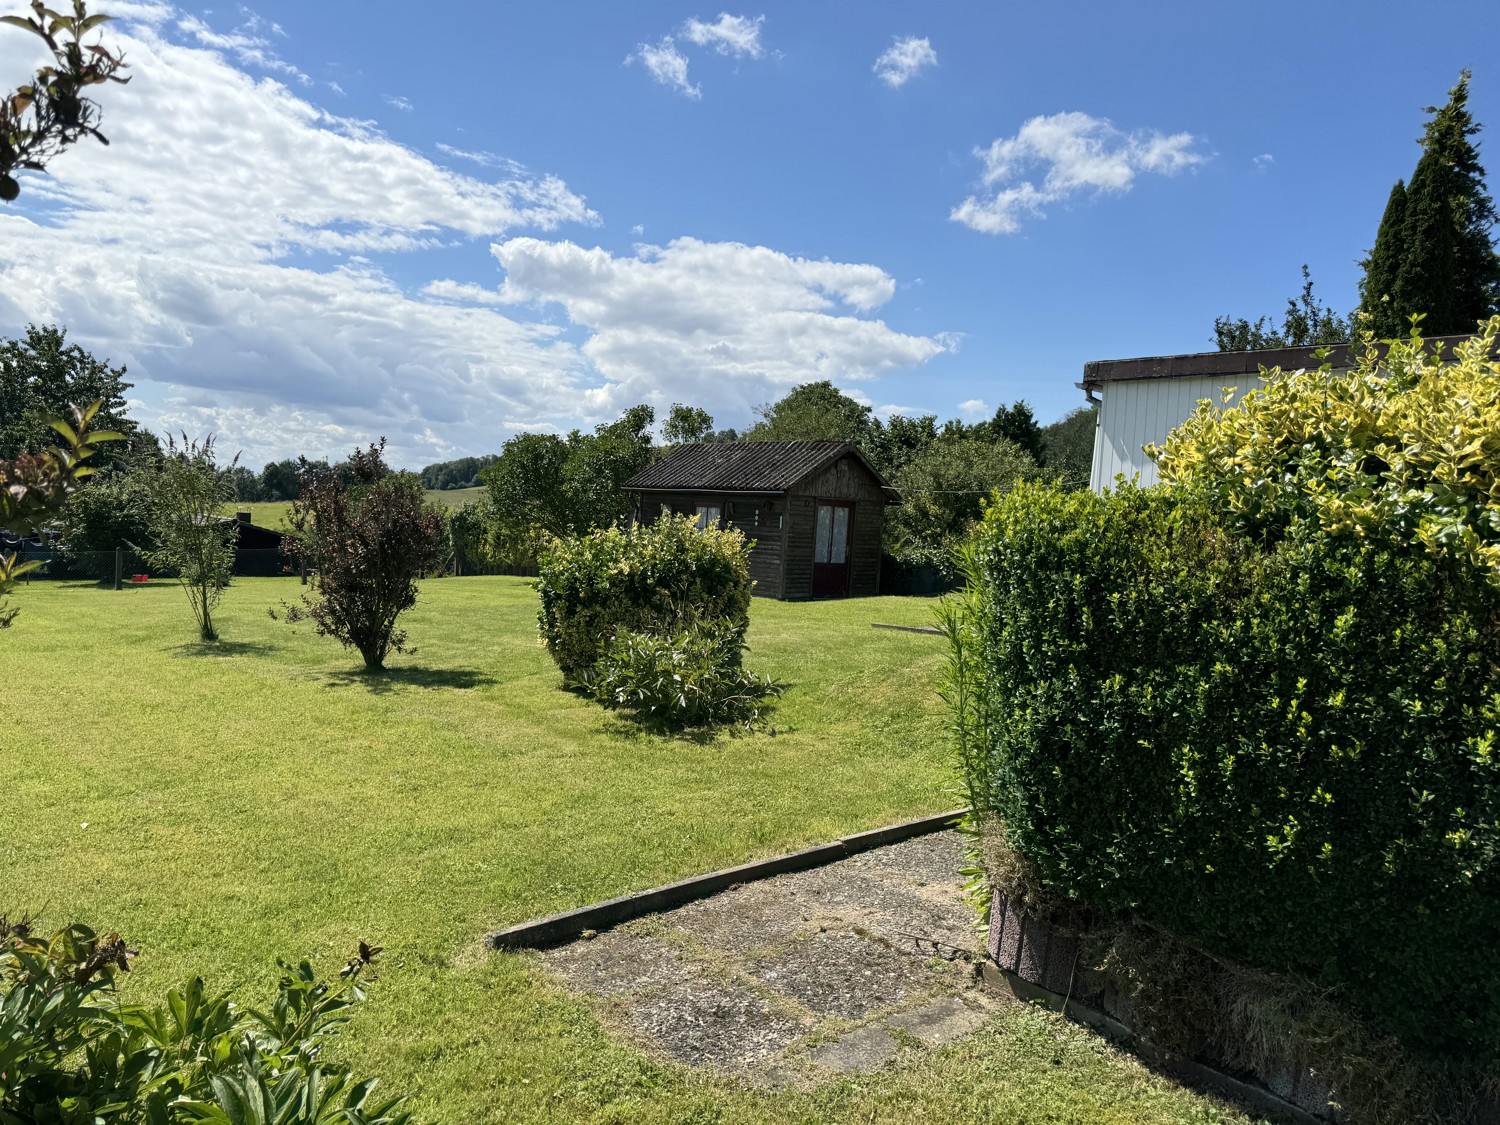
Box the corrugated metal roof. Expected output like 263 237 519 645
626 440 898 499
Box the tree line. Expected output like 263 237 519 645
2 317 1095 581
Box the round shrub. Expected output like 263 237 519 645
586 620 780 728
958 327 1500 1069
536 516 753 680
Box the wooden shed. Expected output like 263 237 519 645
625 441 899 600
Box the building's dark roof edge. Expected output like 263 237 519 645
1080 333 1486 390
624 439 901 503
632 486 787 496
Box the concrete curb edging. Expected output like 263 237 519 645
485 808 969 951
977 962 1325 1125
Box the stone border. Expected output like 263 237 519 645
870 623 943 636
485 808 968 951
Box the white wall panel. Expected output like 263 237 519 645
1090 375 1264 491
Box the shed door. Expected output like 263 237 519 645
812 501 852 597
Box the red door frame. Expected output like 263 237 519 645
812 500 853 597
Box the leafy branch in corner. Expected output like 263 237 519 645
0 0 129 201
0 400 122 627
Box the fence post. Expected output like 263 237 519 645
114 547 123 591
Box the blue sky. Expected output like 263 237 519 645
1 0 1497 467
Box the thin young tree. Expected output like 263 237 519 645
277 440 444 672
144 435 237 642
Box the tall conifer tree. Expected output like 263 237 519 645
1358 181 1409 337
1358 71 1500 336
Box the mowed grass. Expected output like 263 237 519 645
0 579 1251 1124
226 487 485 528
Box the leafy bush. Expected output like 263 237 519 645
1154 318 1500 584
885 437 1034 580
0 916 409 1123
959 467 1500 1064
277 441 445 672
586 620 781 728
536 515 752 680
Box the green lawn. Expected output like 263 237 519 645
227 487 485 528
0 578 1250 1123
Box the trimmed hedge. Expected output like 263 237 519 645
960 472 1500 1065
536 516 753 680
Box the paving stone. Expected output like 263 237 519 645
850 831 968 888
809 1026 900 1073
749 929 918 1019
669 878 811 954
624 970 811 1073
538 928 684 996
886 996 988 1046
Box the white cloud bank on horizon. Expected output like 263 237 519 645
0 5 942 467
952 111 1207 234
873 36 936 88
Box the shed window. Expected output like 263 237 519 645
694 504 722 530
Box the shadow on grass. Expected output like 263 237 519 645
595 684 793 745
322 666 497 694
170 640 280 658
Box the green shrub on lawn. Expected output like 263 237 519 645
0 916 410 1123
957 465 1500 1068
536 516 752 681
586 620 781 728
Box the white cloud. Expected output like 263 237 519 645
957 398 989 420
0 6 602 466
952 111 1208 234
629 37 700 99
176 11 309 85
1253 152 1274 172
873 36 936 88
0 6 941 465
383 94 414 112
682 13 765 58
491 237 949 422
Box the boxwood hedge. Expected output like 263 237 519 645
959 324 1500 1066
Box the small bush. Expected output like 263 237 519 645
536 516 752 680
586 620 781 728
0 915 409 1123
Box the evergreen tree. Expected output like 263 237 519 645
1359 70 1500 336
1359 181 1409 337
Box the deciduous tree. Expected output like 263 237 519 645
1213 265 1352 351
278 440 444 672
0 324 136 462
0 402 120 626
143 435 237 642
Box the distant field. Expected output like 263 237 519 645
225 486 485 528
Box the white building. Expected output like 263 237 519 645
1079 336 1478 492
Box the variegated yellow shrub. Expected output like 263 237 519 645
1152 317 1500 584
